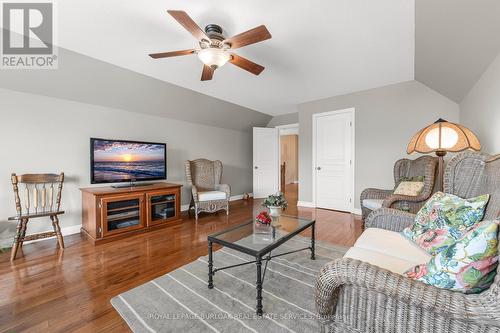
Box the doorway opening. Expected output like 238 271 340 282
277 124 299 207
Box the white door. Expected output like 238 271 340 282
313 109 354 212
253 127 279 198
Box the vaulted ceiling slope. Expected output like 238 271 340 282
0 45 271 131
55 0 415 116
415 0 500 103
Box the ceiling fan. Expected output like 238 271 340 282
149 10 272 81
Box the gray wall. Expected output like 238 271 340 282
297 80 459 207
0 88 257 247
0 46 271 132
415 0 500 103
267 112 299 127
460 53 500 154
0 46 271 247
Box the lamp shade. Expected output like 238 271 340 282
407 119 481 154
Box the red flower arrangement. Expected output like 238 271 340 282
256 211 272 225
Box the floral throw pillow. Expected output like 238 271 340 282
403 192 490 255
405 220 499 294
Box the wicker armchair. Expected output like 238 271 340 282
316 151 500 333
185 159 230 220
360 155 438 220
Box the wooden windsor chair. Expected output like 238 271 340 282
8 173 65 261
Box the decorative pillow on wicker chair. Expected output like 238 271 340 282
399 175 425 182
405 219 499 294
403 192 490 255
393 181 425 196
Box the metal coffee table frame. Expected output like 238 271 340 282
207 219 316 315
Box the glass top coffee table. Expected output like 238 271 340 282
207 215 316 315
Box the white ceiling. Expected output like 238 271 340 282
57 0 415 116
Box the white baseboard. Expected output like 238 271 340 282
22 193 255 245
181 193 254 212
297 201 315 208
23 224 82 245
353 208 362 216
296 202 362 216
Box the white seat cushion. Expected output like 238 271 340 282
362 199 384 211
344 247 420 275
198 191 227 201
353 228 431 264
344 227 432 275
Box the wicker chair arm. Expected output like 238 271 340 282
382 193 428 207
191 184 199 202
364 208 416 232
314 258 499 326
360 188 393 201
215 184 231 199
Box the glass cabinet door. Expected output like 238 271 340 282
101 194 144 236
146 191 178 226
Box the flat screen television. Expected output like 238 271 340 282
90 138 166 184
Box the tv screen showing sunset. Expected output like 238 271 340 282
91 139 166 183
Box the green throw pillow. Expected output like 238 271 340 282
403 192 490 255
405 219 499 294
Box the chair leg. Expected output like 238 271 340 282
51 215 65 250
19 219 28 248
195 205 199 221
11 218 26 261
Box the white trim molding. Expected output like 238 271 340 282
181 193 254 212
23 224 83 245
353 208 362 216
275 123 299 129
297 201 315 208
11 193 255 246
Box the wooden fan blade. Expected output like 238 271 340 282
167 10 210 41
224 25 272 50
149 49 195 59
229 54 265 75
201 65 215 81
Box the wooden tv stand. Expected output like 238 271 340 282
80 183 182 244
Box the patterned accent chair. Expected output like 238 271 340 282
315 151 500 333
185 159 230 220
360 155 438 220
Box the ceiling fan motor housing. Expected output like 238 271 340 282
204 24 225 44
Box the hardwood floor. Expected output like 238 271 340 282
0 197 362 332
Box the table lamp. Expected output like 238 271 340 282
406 118 481 191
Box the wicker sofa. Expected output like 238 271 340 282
316 151 500 333
360 155 438 220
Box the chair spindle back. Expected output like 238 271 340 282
11 173 65 216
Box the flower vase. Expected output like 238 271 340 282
268 206 283 217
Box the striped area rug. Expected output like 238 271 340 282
111 235 347 333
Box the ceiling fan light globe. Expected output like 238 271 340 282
197 48 230 68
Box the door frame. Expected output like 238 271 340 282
312 108 355 212
275 123 299 192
